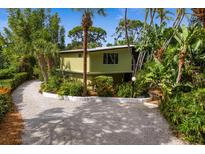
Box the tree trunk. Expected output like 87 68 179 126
176 50 186 83
37 53 48 83
149 8 157 26
83 27 88 96
124 8 135 76
46 55 54 75
154 47 164 61
160 16 163 26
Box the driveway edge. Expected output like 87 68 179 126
42 92 151 103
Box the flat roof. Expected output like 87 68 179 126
59 45 135 53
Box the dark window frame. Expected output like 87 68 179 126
103 53 118 64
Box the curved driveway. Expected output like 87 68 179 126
12 80 184 145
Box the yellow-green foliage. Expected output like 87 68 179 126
160 88 205 144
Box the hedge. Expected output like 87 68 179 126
0 72 29 90
0 68 15 79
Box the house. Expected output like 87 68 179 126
59 45 136 83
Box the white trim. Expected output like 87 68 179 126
59 45 135 53
42 92 151 103
42 92 63 100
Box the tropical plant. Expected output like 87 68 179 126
160 88 205 144
156 9 174 26
57 80 83 96
154 8 186 61
73 8 106 96
116 83 133 98
174 24 201 83
4 9 64 82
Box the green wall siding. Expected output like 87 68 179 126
89 48 132 73
60 48 132 74
60 53 90 72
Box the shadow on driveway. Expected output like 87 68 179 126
23 101 180 145
12 80 183 145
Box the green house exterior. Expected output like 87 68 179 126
59 45 135 82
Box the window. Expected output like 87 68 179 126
103 53 118 64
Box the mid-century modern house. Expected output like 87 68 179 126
59 45 136 83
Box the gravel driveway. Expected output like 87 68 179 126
12 80 184 145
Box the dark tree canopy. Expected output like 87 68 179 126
58 26 65 50
67 26 107 49
113 19 143 45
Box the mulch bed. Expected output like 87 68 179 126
0 102 24 145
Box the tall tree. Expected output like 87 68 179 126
113 18 143 44
59 26 65 50
68 26 107 49
73 9 106 96
6 8 62 82
154 8 186 61
33 39 49 82
49 13 60 43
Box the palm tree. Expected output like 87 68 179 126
144 8 157 27
192 8 205 27
33 39 49 82
124 8 135 97
73 9 106 96
174 24 199 83
44 42 58 75
156 8 174 26
155 8 186 61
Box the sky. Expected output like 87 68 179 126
0 8 192 46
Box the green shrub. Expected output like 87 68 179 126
93 76 113 86
0 79 14 89
0 68 15 79
41 76 61 93
33 65 43 80
117 83 133 98
0 94 11 121
0 72 28 90
134 70 150 96
58 81 83 96
13 72 29 88
92 76 114 97
160 88 205 144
